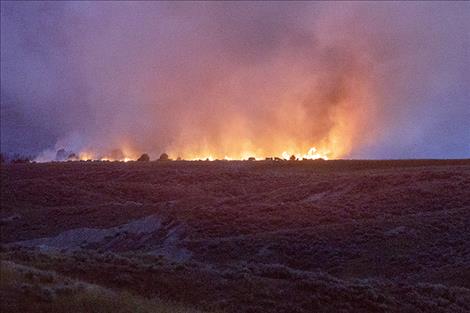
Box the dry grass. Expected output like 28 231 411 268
1 160 470 312
0 260 209 313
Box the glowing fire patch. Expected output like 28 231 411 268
37 145 330 162
77 151 135 162
177 147 328 161
281 147 329 161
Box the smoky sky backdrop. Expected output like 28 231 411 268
1 1 469 159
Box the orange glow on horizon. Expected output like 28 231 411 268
167 146 330 161
67 146 331 162
35 45 375 164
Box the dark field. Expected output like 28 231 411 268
1 160 470 313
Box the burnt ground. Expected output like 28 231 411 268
1 159 470 312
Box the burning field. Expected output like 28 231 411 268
1 2 469 312
1 159 470 312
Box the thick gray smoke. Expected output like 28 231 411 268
1 2 469 159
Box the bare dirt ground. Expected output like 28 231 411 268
1 159 470 312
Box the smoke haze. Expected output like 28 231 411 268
1 1 469 160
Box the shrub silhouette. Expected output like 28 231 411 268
137 154 150 162
11 154 30 163
56 149 68 161
158 153 169 161
67 153 78 161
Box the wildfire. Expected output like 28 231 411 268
77 149 136 162
78 151 95 161
187 155 215 161
64 146 330 162
171 147 329 161
281 147 329 161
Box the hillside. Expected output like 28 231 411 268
1 160 470 312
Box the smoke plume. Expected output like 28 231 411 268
1 2 469 160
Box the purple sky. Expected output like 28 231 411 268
1 1 469 159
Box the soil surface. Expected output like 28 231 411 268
1 159 470 312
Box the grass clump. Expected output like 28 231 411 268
0 260 208 313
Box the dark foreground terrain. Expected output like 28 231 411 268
1 159 470 313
